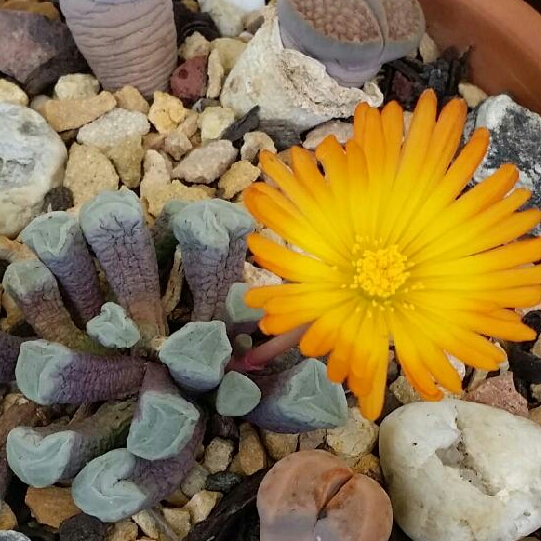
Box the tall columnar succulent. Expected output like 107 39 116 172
277 0 425 86
0 191 348 522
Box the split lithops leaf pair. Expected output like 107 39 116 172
1 190 349 522
277 0 425 86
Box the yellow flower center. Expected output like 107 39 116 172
351 243 409 298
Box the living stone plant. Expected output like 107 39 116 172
0 190 347 522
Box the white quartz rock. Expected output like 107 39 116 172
220 8 383 132
0 103 67 238
379 400 541 541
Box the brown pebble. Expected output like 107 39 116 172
238 423 267 475
25 486 80 528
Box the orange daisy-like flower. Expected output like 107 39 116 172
243 89 541 421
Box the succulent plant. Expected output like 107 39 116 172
1 191 349 522
277 0 425 86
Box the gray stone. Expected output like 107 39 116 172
467 94 541 234
380 400 541 541
0 532 32 541
0 103 67 238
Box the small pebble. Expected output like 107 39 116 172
179 31 211 60
302 120 353 150
203 437 235 473
53 74 100 100
164 128 193 161
25 486 80 529
0 533 32 541
104 136 145 189
243 261 282 286
198 106 235 143
0 501 17 530
108 521 138 541
206 48 224 99
59 513 106 541
131 510 159 539
44 91 116 132
163 488 190 508
419 33 440 63
205 472 243 494
259 430 298 461
172 140 238 184
390 375 422 404
464 372 528 416
351 453 384 485
148 91 186 134
63 144 119 205
241 131 276 162
114 85 150 114
458 82 488 108
210 38 246 74
162 507 192 539
221 107 260 142
530 406 541 427
170 56 208 106
239 422 267 475
228 453 244 475
219 160 260 199
181 464 210 498
298 428 327 450
326 407 379 458
0 79 28 106
29 94 50 117
184 490 223 524
77 108 150 149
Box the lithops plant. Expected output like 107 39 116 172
59 0 178 97
1 190 349 522
277 0 425 86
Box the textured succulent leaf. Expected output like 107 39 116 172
6 400 135 487
159 321 232 392
86 302 141 349
224 282 264 336
172 199 255 321
216 371 261 417
16 340 145 405
20 211 103 325
246 359 348 433
127 363 200 460
72 415 206 523
79 190 166 343
2 260 104 352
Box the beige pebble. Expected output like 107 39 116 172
29 94 50 117
44 91 116 131
143 133 167 151
184 490 222 524
163 487 190 508
132 509 160 539
206 48 224 99
114 85 150 114
243 261 281 287
204 437 236 473
179 31 211 59
25 486 80 528
303 120 353 150
181 464 210 498
198 106 235 143
164 128 193 161
148 91 186 134
53 73 100 100
458 82 488 108
219 160 260 199
298 428 327 450
162 507 192 538
0 501 17 530
260 430 298 461
108 520 138 541
177 110 199 138
390 375 422 404
104 136 145 188
241 131 276 163
228 453 244 475
210 38 246 74
239 422 267 475
351 453 383 484
419 32 440 63
0 79 28 106
63 143 119 205
326 407 379 458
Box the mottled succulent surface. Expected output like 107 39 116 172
277 0 425 86
216 371 262 417
86 302 141 349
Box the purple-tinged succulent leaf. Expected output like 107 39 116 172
151 199 188 289
20 211 104 325
172 199 255 321
127 363 200 460
0 331 35 383
2 260 104 352
159 321 232 392
86 302 141 349
258 450 393 541
216 371 261 417
245 359 348 433
6 400 135 488
79 190 167 343
72 415 206 523
224 282 264 337
15 340 146 405
277 0 425 86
